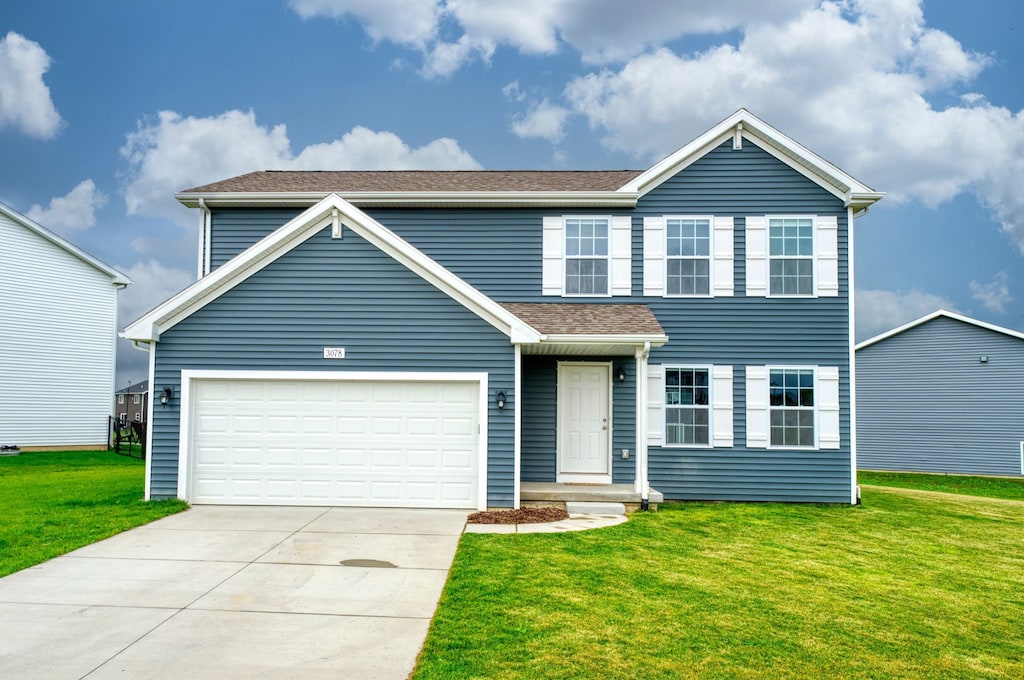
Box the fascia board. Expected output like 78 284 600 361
176 191 638 209
856 309 1024 350
541 333 669 346
619 109 883 210
0 201 132 286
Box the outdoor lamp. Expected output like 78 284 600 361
616 366 626 384
160 386 173 407
496 391 506 410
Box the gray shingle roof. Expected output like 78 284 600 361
501 303 665 336
181 170 644 194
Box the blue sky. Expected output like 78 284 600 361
1 0 1022 385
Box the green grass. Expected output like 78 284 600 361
415 489 1024 679
859 469 1024 501
0 450 188 577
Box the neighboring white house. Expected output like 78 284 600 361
0 201 130 450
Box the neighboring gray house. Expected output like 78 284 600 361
0 201 131 450
856 310 1024 477
125 109 883 508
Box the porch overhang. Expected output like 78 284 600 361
518 334 668 356
501 302 667 355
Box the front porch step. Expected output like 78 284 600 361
565 501 626 516
521 482 664 512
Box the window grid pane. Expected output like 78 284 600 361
565 218 610 294
666 218 711 296
768 217 814 295
769 369 815 447
665 368 710 446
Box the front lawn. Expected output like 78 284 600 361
859 469 1024 501
415 488 1024 678
0 450 187 577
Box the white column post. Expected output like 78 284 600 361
635 342 651 503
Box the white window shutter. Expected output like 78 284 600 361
643 216 665 296
542 216 563 296
610 216 632 296
711 365 734 447
745 216 768 296
712 216 734 297
816 215 839 297
818 366 841 449
745 365 769 448
647 364 663 446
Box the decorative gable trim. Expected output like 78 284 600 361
124 194 541 344
855 309 1024 350
618 109 883 210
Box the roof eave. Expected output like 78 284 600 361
176 190 640 209
539 333 669 346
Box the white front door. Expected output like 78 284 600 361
557 362 611 483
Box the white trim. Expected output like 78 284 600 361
619 109 882 210
1020 441 1023 476
815 214 839 297
636 343 651 500
514 344 522 509
712 215 735 297
176 369 490 510
745 365 769 448
642 216 665 296
143 344 156 501
542 215 564 296
847 206 858 503
178 190 641 210
711 365 734 447
124 194 541 345
855 309 1024 350
610 215 632 296
745 215 767 297
555 361 613 484
817 366 841 450
0 201 131 286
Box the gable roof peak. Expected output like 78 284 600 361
855 309 1024 350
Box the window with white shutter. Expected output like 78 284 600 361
644 215 733 297
746 214 840 298
747 365 841 450
543 216 632 296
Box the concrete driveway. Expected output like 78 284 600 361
0 506 469 679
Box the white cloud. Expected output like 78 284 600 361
120 109 480 224
855 288 957 341
26 180 108 235
969 271 1013 313
287 0 441 48
0 32 62 139
511 99 569 143
560 0 1024 254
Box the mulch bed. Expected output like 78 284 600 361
467 506 569 524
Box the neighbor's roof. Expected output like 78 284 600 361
855 309 1024 350
0 201 131 286
182 170 644 194
500 303 666 337
115 380 149 394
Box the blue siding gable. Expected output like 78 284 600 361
151 224 516 505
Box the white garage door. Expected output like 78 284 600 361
188 377 481 508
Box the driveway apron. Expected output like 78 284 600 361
0 506 469 679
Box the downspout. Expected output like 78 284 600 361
197 198 212 278
636 341 651 510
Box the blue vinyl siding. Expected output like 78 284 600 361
193 138 855 503
151 225 516 506
857 316 1024 476
639 141 852 503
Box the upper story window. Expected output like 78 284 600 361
768 217 814 296
133 394 141 405
117 394 125 404
768 368 815 447
665 367 710 446
564 217 610 295
666 217 711 296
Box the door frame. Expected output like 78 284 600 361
556 361 613 484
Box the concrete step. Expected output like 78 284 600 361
565 501 626 516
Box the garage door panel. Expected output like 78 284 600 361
189 378 480 508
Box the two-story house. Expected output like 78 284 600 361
114 380 150 424
125 110 882 509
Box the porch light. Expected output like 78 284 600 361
160 386 173 407
496 391 506 410
616 366 626 384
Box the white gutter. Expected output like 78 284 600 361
197 198 211 278
175 190 640 209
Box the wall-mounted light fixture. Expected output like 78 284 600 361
496 391 506 410
160 386 173 407
616 366 626 384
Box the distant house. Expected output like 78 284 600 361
856 310 1024 477
0 202 131 450
115 380 150 424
